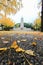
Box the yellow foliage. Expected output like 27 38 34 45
0 14 14 27
0 0 6 5
11 7 17 14
2 18 14 27
0 0 22 15
5 7 11 14
35 18 41 25
5 7 17 14
0 5 4 10
33 17 41 30
0 14 4 24
10 0 17 7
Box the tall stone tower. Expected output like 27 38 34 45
20 17 24 29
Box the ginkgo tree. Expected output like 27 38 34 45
33 10 41 30
0 0 22 30
33 0 42 31
0 14 15 30
0 0 22 15
33 17 41 30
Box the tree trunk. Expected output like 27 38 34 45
41 0 43 32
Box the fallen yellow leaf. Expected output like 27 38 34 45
21 39 27 42
17 40 20 43
34 37 37 40
32 42 37 46
0 48 7 51
11 41 25 52
16 47 25 52
25 50 35 56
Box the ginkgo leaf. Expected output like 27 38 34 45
11 41 25 52
11 41 35 56
17 40 20 43
34 37 37 40
21 39 27 42
11 41 18 48
0 48 7 51
30 64 33 65
16 47 25 52
25 50 35 56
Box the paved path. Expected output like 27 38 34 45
0 33 43 65
0 33 43 50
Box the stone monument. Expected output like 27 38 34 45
20 17 24 29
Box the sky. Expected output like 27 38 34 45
0 0 41 24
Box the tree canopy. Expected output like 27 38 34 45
0 14 14 27
0 0 22 30
0 0 22 15
33 17 41 30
